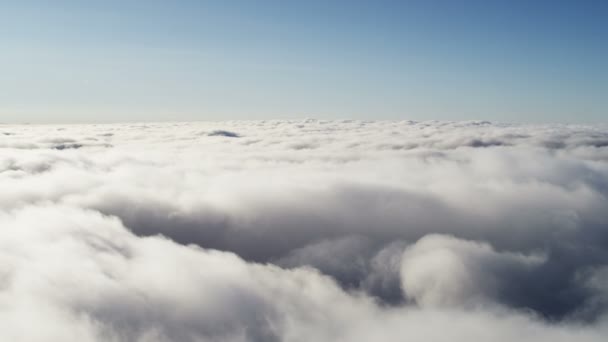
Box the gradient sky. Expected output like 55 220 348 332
1 0 606 123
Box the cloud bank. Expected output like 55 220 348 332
1 120 608 341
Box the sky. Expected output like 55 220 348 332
0 0 606 123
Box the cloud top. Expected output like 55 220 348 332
1 120 608 341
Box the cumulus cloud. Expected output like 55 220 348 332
400 234 545 308
1 120 608 341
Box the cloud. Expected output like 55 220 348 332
207 130 241 138
400 234 545 308
1 120 608 340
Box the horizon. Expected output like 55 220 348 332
2 117 607 126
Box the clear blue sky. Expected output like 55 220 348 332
1 0 606 123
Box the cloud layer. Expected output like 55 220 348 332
1 120 608 341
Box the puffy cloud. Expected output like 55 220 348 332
400 234 545 308
1 120 608 340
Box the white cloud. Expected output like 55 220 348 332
401 234 545 308
1 120 608 340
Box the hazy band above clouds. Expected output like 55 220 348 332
1 120 608 341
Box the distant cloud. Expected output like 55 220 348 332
1 120 608 341
207 130 241 138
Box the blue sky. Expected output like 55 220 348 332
1 0 606 123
